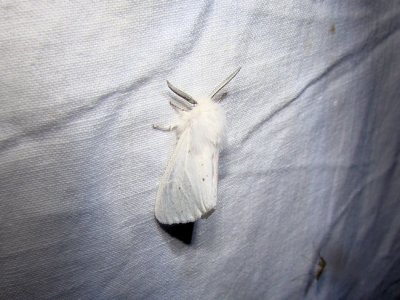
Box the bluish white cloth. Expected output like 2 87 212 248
1 1 399 299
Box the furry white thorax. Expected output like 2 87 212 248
175 97 226 153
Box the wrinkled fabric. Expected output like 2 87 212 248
1 1 400 299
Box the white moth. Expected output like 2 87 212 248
153 67 241 225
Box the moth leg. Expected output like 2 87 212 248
152 123 177 131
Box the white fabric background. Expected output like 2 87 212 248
1 1 399 299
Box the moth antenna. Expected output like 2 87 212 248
209 67 241 99
170 96 193 111
169 100 188 112
166 80 197 105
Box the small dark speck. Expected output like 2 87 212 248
330 24 336 34
178 187 181 190
202 178 205 181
